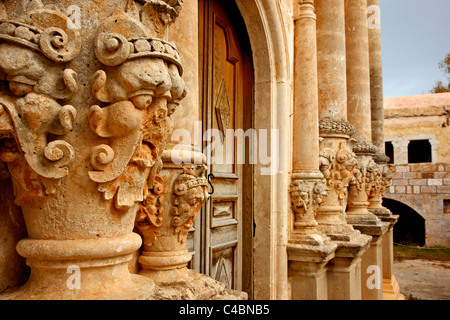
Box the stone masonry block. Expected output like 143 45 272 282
391 172 403 180
435 172 450 179
409 179 427 186
421 186 437 193
438 186 450 194
423 164 439 172
392 179 408 186
395 166 410 173
428 179 443 186
420 172 434 179
403 172 418 179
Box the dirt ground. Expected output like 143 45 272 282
394 259 450 300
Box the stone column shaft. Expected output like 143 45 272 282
367 0 385 152
316 0 347 120
293 0 320 173
345 0 372 140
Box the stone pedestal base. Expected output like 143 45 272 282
0 234 155 300
382 275 405 300
326 234 371 300
151 268 247 300
351 222 389 300
288 242 337 300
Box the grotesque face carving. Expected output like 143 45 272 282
171 166 208 243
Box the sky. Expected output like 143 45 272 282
380 0 450 98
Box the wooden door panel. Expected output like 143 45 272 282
199 0 252 294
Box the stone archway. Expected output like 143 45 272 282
234 0 292 300
382 198 426 246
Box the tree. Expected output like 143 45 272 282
431 53 450 93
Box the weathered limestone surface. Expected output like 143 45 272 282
0 0 243 300
0 0 400 301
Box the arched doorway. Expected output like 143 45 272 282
382 198 426 246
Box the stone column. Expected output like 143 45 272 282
291 0 327 244
316 0 357 240
288 1 336 300
316 0 371 300
345 0 380 225
344 0 389 300
368 155 402 300
367 0 385 152
366 0 402 299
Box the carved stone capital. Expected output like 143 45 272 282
319 142 357 200
319 117 355 137
0 6 80 206
137 147 208 277
86 7 186 211
290 178 328 223
0 0 189 300
290 176 329 246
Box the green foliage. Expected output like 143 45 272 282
431 53 450 93
394 243 450 261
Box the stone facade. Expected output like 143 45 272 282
0 0 402 300
384 93 450 247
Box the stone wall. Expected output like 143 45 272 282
385 163 450 246
384 93 450 247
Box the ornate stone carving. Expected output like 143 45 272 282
346 132 382 225
0 0 187 300
290 179 328 224
319 142 357 201
289 176 329 245
368 158 393 217
0 6 79 205
136 173 165 246
137 160 209 278
87 5 186 210
316 138 360 240
171 165 208 244
319 117 355 137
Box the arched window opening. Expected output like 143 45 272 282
385 141 394 164
382 198 426 247
407 140 432 164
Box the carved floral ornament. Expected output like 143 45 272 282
319 142 358 200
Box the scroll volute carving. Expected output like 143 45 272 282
87 4 186 210
0 5 80 204
136 173 165 246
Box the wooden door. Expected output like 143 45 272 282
195 0 254 296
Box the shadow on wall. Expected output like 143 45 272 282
382 198 426 247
